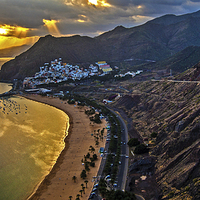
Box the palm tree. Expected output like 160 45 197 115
82 186 86 194
84 155 87 162
69 195 73 200
95 140 99 146
72 175 77 183
81 183 84 188
86 152 90 158
80 170 87 179
85 163 90 172
84 180 88 188
76 194 80 199
101 128 104 136
89 146 95 154
79 190 83 197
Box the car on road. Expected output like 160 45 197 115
113 183 117 187
89 192 96 199
105 175 111 179
92 188 97 192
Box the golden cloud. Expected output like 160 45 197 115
43 19 61 36
77 15 88 23
0 24 31 38
88 0 111 7
64 0 111 7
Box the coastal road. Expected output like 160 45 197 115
91 108 129 200
151 79 200 83
107 108 146 200
106 107 129 191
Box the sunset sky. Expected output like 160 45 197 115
0 0 200 50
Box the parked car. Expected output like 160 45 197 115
92 188 97 192
105 175 111 180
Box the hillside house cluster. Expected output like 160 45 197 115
23 58 110 88
96 61 113 74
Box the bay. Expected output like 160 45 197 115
0 57 14 69
0 83 69 200
0 82 12 94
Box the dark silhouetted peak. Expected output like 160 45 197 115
147 10 200 26
96 25 127 39
42 34 55 40
44 34 54 38
71 34 81 38
113 25 126 31
38 34 55 43
147 14 180 25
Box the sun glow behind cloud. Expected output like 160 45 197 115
88 0 111 7
88 0 97 5
0 35 39 50
0 25 30 38
43 19 61 36
0 28 7 35
0 24 39 50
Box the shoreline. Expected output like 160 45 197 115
21 94 73 200
20 94 106 200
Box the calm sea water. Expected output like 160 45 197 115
0 83 69 200
0 82 12 94
0 57 14 70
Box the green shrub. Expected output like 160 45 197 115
90 162 95 167
127 138 140 147
185 186 190 191
151 132 158 138
134 144 149 154
68 99 75 104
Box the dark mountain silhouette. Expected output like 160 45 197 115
1 10 200 80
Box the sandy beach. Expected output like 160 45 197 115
22 94 106 200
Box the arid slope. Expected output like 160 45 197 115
112 66 200 199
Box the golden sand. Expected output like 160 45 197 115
22 94 106 200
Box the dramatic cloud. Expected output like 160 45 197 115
0 0 200 49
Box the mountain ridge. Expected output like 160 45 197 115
1 10 200 80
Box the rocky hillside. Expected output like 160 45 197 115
111 66 200 199
138 46 200 73
1 10 200 80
